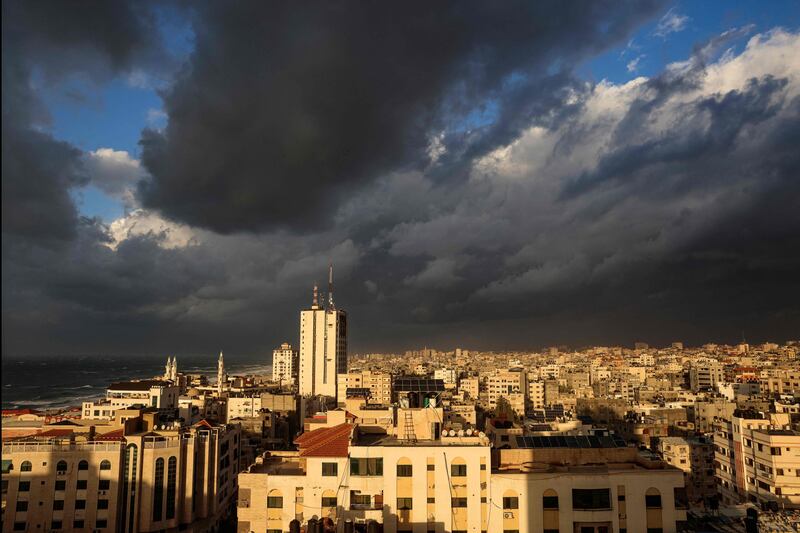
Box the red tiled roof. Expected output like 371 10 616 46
94 428 125 441
295 423 352 457
37 429 74 438
2 409 41 417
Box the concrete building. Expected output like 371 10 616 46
272 342 298 386
433 368 457 388
658 436 716 508
337 371 392 406
458 377 480 400
689 361 724 392
1 411 240 533
299 276 347 399
713 410 795 507
238 422 687 533
486 369 527 416
528 380 545 410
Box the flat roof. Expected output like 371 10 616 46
108 380 172 391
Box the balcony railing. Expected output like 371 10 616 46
3 442 123 453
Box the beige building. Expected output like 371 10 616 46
299 283 347 398
658 436 716 507
528 380 545 410
337 370 392 406
486 370 527 416
713 410 797 508
238 422 688 533
458 377 480 400
2 411 240 533
82 380 180 421
272 342 298 386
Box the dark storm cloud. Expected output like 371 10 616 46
139 0 664 233
3 0 799 357
1 0 166 243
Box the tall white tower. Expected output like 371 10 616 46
217 351 227 396
298 265 347 398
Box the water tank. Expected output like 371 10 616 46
457 429 465 437
478 431 486 438
465 429 473 436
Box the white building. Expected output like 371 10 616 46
299 270 347 399
433 368 457 387
272 342 298 386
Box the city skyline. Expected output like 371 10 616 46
3 1 800 357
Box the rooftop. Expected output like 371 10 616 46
108 379 173 391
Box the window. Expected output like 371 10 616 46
322 462 338 476
51 521 63 530
397 497 413 510
397 464 413 477
13 523 26 531
481 496 487 503
55 480 66 491
20 461 32 472
771 447 782 456
322 496 337 507
503 497 519 509
53 500 64 510
56 460 67 473
452 497 468 507
100 460 111 470
427 497 435 504
78 460 89 470
16 500 28 511
75 499 86 509
96 519 108 529
99 480 111 490
18 481 30 492
427 464 435 471
98 499 109 509
267 496 283 508
674 487 688 510
504 530 520 533
480 463 486 470
451 464 467 477
77 479 88 490
646 494 662 508
543 496 559 509
73 520 85 529
572 488 611 510
350 458 383 476
647 529 663 533
153 457 164 521
166 456 177 519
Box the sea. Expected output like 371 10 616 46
1 355 271 410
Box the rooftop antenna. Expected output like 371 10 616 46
312 282 320 309
327 263 335 311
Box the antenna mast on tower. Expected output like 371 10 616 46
327 263 335 311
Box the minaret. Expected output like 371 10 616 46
217 351 226 396
164 357 172 380
171 357 178 381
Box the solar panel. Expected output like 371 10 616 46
392 377 445 392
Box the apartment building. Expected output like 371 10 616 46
458 377 480 400
2 413 240 533
238 422 688 533
658 436 716 507
272 342 298 386
82 380 180 422
528 380 545 410
713 410 796 508
689 362 724 392
337 370 392 406
486 370 527 416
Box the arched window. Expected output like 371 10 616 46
645 487 662 509
20 461 32 472
397 457 413 477
166 457 177 519
450 457 467 477
56 460 67 473
100 460 111 470
267 489 283 509
321 489 337 508
543 489 559 509
503 489 519 509
153 458 164 521
78 460 89 471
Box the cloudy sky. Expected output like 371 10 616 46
3 1 799 357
